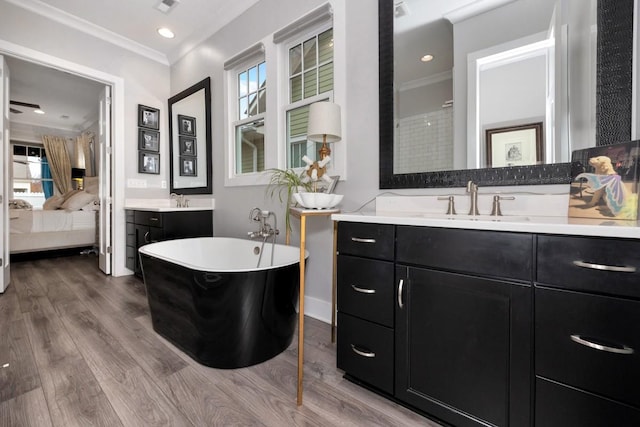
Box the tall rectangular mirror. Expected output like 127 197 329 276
168 77 212 194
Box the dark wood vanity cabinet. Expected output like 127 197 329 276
126 209 213 276
337 222 640 426
395 227 532 427
336 222 532 427
534 235 640 426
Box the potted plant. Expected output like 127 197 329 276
265 168 312 232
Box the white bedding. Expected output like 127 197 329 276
10 209 96 233
9 209 97 254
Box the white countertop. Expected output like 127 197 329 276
124 197 215 212
331 211 640 239
125 206 214 212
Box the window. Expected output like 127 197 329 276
285 28 334 169
12 143 53 208
233 61 266 175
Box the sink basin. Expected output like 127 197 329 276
422 213 530 222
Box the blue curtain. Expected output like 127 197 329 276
41 157 53 199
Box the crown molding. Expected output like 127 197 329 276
444 0 517 24
5 0 169 65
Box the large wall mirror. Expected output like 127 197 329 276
379 0 636 189
168 77 212 194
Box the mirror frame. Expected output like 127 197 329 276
378 0 572 189
168 77 213 195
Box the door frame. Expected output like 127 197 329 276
0 39 127 276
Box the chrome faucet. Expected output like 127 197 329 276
170 193 189 208
466 180 480 215
248 207 279 239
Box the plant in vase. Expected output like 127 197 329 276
265 168 312 232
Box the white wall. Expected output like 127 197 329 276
170 0 380 322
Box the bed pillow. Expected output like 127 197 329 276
61 191 97 211
84 176 99 194
43 194 65 210
9 199 32 210
62 189 81 203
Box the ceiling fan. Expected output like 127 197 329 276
10 100 41 114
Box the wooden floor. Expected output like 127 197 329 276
0 255 440 427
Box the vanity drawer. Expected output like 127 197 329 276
396 226 533 281
535 377 640 427
126 222 135 246
337 255 394 327
134 211 163 228
337 312 394 395
535 286 640 408
337 222 394 260
537 235 640 299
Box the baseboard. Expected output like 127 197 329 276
303 294 332 324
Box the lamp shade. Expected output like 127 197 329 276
307 102 342 143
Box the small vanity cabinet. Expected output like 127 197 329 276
335 218 640 426
126 209 213 276
535 235 640 426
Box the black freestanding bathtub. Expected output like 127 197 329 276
139 237 303 368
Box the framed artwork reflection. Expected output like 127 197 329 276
179 156 197 176
138 129 159 152
139 151 160 174
138 105 160 130
179 136 197 156
178 114 196 137
485 122 543 168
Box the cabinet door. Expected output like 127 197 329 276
395 266 531 427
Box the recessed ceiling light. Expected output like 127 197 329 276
158 27 175 39
421 54 434 63
34 109 45 114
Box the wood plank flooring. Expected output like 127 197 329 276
0 255 441 427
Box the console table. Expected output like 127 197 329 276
286 206 340 405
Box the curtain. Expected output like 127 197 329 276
42 135 72 194
76 132 95 177
41 156 54 198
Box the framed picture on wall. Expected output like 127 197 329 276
138 129 159 152
139 151 160 174
179 136 197 156
138 105 160 130
485 122 543 168
179 156 197 176
177 114 196 137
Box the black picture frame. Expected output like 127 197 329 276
138 129 160 152
138 104 160 130
485 122 543 168
139 151 160 174
178 114 196 136
179 156 197 176
179 136 197 156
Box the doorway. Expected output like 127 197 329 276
0 42 123 278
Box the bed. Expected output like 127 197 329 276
9 189 98 254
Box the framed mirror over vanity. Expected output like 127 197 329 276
168 77 213 194
378 0 638 189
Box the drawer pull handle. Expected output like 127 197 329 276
351 284 376 294
572 260 636 273
149 217 159 221
398 279 404 309
351 344 375 358
351 237 376 244
570 334 635 355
